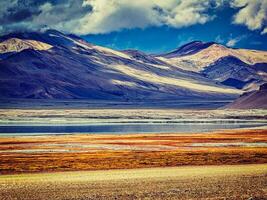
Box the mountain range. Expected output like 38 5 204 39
0 30 266 107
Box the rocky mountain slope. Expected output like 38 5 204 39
0 30 241 100
157 41 267 91
226 83 267 109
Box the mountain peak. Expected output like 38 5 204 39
159 41 216 58
0 38 52 54
44 29 65 35
0 30 78 49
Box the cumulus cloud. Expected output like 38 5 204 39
0 0 223 35
231 0 267 32
76 0 216 34
0 0 92 34
1 0 266 36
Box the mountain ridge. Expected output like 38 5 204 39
158 41 216 58
0 30 266 105
156 41 267 91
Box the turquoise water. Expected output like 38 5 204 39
0 121 266 135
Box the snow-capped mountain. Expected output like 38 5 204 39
0 30 265 102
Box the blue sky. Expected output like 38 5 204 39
84 6 267 54
0 0 266 53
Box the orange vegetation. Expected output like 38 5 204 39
0 129 267 174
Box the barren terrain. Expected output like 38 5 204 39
0 164 266 200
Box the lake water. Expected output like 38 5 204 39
0 121 266 135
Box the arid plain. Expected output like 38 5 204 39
0 109 267 199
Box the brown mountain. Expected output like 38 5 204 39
226 83 267 109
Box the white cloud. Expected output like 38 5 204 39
3 0 266 36
226 35 247 47
226 39 238 47
75 0 223 34
261 27 267 35
231 0 267 32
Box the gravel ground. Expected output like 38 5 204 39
0 164 266 200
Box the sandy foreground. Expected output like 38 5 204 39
0 164 266 200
